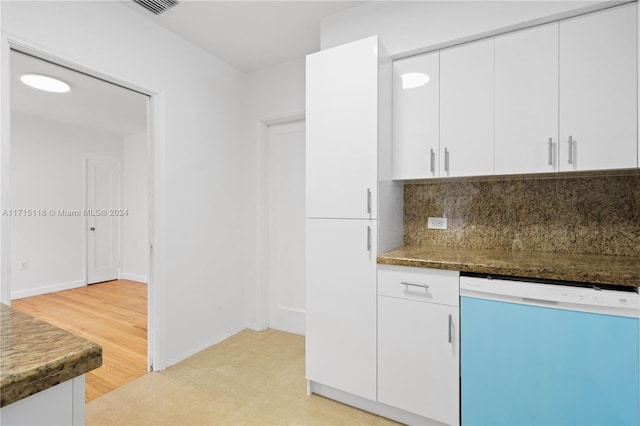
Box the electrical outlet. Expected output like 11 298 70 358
19 260 28 270
427 217 448 230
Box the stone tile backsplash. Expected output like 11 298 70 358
404 171 640 256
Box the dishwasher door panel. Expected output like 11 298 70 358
461 296 639 426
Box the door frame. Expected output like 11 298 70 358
255 111 305 331
0 33 164 371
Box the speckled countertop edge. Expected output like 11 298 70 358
0 303 102 407
377 245 640 287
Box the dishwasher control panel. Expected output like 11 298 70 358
460 276 639 317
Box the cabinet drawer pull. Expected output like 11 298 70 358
547 137 553 166
366 226 372 252
401 281 429 289
430 148 435 174
568 136 574 165
448 314 453 343
444 147 450 173
366 188 372 214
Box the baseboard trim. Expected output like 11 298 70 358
308 381 449 426
120 273 149 284
245 321 268 332
11 280 86 300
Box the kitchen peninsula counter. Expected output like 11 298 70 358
0 303 102 408
378 245 639 287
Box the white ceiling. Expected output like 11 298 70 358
11 50 148 137
123 0 365 72
10 1 362 135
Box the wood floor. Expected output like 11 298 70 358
12 280 147 402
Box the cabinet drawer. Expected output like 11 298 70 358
378 265 459 306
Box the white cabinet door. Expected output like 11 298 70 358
559 3 637 171
392 52 440 179
306 37 379 219
440 38 494 177
378 296 460 425
306 218 377 400
495 23 559 175
0 376 85 426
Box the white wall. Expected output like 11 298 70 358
321 0 610 57
10 112 124 299
243 58 305 330
122 132 149 284
1 1 248 369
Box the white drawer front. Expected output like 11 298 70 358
378 265 459 306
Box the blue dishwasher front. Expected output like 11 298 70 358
461 276 639 426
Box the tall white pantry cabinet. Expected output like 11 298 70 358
305 36 402 401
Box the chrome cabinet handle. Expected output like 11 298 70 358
430 148 435 174
448 314 453 343
366 226 371 252
401 281 429 289
366 188 372 214
444 148 450 173
568 136 574 165
548 138 553 166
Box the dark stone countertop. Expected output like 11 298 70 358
378 245 639 287
0 303 102 407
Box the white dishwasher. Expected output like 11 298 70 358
460 275 639 426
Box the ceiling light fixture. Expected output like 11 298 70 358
20 74 71 93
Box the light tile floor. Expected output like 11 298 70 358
87 329 399 425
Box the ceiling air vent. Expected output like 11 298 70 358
132 0 179 15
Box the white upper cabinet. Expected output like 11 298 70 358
306 36 380 219
392 52 440 179
495 23 559 175
393 3 637 179
440 39 495 177
559 3 638 171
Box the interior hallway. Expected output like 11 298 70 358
86 329 398 425
11 280 147 401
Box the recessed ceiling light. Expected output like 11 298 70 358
20 74 70 93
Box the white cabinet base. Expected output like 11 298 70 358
0 376 85 426
308 381 449 426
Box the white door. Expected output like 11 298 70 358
86 158 120 284
305 218 377 400
559 3 637 171
392 51 440 180
267 121 306 335
440 38 495 177
306 36 379 219
494 23 559 175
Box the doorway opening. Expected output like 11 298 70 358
5 47 154 401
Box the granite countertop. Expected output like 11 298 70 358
378 245 640 287
0 303 102 407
